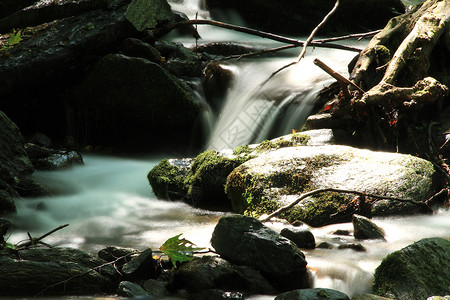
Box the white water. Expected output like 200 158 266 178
7 156 450 299
6 0 450 299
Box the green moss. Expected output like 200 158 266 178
147 159 187 199
255 133 310 153
232 144 253 156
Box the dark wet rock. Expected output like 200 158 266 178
121 248 158 281
0 218 11 245
210 214 309 291
205 0 404 36
338 243 366 252
275 288 350 300
373 237 450 300
117 281 149 297
172 255 276 294
280 228 315 249
332 229 351 236
193 42 259 56
125 0 173 31
69 53 202 152
188 289 246 300
25 143 83 170
316 242 334 249
0 0 114 34
142 279 169 298
352 214 385 240
0 247 118 296
27 132 53 147
97 246 137 272
120 37 161 63
154 40 202 76
0 110 38 213
203 61 235 108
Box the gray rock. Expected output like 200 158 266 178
373 237 450 300
226 145 435 226
125 0 173 31
352 214 385 240
210 214 309 291
117 281 149 297
275 288 350 300
280 228 315 249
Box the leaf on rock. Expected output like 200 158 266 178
159 234 204 268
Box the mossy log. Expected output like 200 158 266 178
350 0 450 107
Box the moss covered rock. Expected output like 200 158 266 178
225 145 435 226
125 0 173 31
373 237 450 300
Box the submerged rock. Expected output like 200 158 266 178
225 145 435 226
210 214 309 292
352 214 385 240
373 237 450 300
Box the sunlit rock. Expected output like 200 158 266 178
225 145 435 226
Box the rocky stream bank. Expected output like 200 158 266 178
1 0 450 299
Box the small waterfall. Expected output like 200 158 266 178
206 49 356 150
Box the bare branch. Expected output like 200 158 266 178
16 224 69 250
260 188 427 222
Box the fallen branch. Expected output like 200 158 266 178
261 0 340 86
152 19 362 53
260 187 428 222
16 224 69 250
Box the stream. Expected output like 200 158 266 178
6 0 450 299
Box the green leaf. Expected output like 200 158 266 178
3 242 16 250
8 29 22 46
160 234 203 268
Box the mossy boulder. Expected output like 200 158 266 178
125 0 173 31
373 237 450 300
147 132 313 210
225 145 435 226
70 53 201 152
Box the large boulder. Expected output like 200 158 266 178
210 214 309 292
373 237 450 300
148 132 313 209
0 111 35 213
0 3 135 144
225 145 435 226
0 247 118 296
205 0 405 35
69 53 202 152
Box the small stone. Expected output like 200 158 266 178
352 214 385 240
117 281 149 297
280 228 315 249
338 243 366 252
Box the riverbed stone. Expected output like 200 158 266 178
225 145 435 227
275 288 350 300
372 237 450 300
210 214 309 291
117 281 149 297
121 248 158 281
280 228 315 249
352 214 385 240
25 143 84 170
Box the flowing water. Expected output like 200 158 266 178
6 0 450 299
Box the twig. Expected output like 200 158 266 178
152 19 362 53
314 30 381 44
261 0 341 86
16 224 69 250
260 187 427 222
